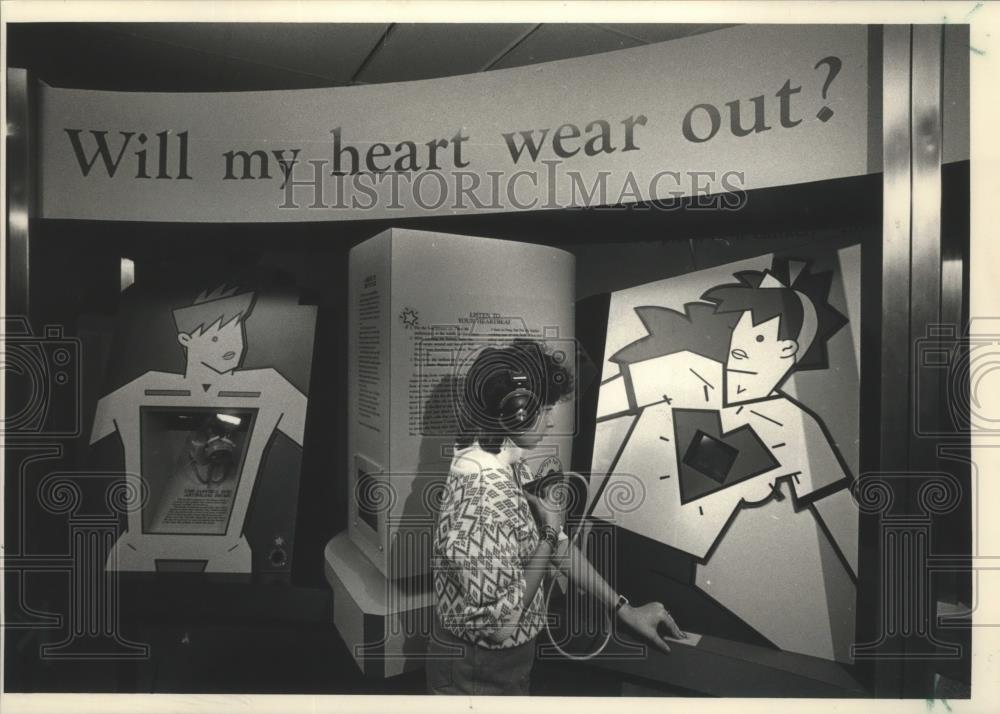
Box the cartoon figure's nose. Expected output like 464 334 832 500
731 348 749 360
223 351 236 360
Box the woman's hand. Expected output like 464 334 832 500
524 491 564 532
617 602 687 654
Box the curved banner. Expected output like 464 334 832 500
37 24 869 223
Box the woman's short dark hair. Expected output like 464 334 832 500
455 338 574 454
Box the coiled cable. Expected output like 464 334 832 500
539 471 614 660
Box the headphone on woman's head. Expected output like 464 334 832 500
496 369 542 433
463 344 550 438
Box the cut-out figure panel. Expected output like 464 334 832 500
91 285 310 573
587 248 860 662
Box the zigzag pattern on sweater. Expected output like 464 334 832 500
433 459 546 650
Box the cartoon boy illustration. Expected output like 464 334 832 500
91 286 308 573
589 257 859 661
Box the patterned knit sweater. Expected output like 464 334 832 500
432 443 548 649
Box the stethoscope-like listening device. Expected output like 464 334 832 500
497 365 611 657
524 469 615 660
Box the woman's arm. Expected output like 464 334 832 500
509 537 556 632
549 530 687 653
489 485 566 642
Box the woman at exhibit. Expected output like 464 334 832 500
426 338 686 695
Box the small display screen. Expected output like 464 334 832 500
354 454 383 533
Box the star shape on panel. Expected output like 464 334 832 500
400 307 420 328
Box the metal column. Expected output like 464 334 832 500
5 68 36 318
862 23 952 697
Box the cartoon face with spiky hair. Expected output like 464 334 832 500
172 286 257 375
702 259 847 404
610 257 847 407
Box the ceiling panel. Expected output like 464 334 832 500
491 23 645 70
598 23 737 44
119 23 391 84
356 23 534 83
9 24 347 91
9 23 744 92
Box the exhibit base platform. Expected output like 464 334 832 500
107 533 252 574
574 626 869 697
323 532 434 679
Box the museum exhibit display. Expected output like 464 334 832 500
90 281 316 575
2 18 977 701
327 228 575 675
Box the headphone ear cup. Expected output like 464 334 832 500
498 388 540 432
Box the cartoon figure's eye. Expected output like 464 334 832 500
755 335 765 343
212 336 219 342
